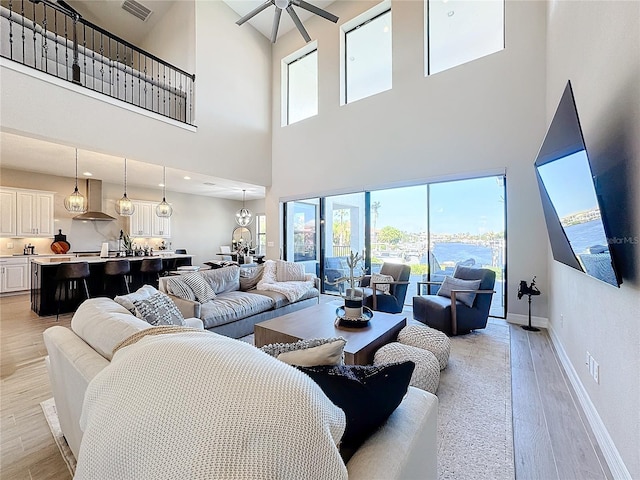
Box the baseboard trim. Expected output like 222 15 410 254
548 326 631 480
506 313 548 328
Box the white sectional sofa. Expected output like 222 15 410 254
43 297 439 479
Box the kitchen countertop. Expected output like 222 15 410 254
31 254 192 266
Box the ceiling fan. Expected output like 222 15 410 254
236 0 339 44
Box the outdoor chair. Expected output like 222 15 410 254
360 262 411 314
413 265 495 336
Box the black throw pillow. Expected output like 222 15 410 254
297 361 415 462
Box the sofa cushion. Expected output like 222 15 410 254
199 291 274 329
261 338 346 366
239 265 265 291
298 361 415 462
133 292 186 326
276 260 307 282
252 288 319 309
436 276 481 307
182 273 217 303
200 266 240 294
71 298 151 361
165 277 196 301
114 285 158 315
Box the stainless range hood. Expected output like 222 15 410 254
73 179 117 221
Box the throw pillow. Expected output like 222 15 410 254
132 292 186 326
165 277 196 301
181 272 217 303
298 361 415 462
114 285 159 315
275 260 307 282
370 273 394 294
239 265 265 291
260 337 346 366
436 276 482 307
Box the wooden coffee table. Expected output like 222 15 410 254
254 303 407 365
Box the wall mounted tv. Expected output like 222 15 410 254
534 81 621 287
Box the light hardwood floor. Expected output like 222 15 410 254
0 294 613 479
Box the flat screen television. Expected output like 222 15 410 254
533 81 621 287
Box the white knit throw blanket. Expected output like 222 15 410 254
257 261 315 302
76 332 347 480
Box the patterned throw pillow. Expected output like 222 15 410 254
114 285 159 315
132 292 186 326
275 260 307 282
166 277 196 301
436 276 482 307
370 273 394 294
181 272 217 303
297 361 415 462
260 337 346 366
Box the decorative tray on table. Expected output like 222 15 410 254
335 306 373 328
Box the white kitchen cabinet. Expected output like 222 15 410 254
0 257 30 293
128 200 171 238
0 189 17 236
15 190 55 237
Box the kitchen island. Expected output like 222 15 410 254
31 254 193 316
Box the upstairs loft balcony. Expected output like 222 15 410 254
1 0 195 125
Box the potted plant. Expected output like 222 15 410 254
325 251 368 320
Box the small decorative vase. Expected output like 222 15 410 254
344 297 364 320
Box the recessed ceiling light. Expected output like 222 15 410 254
158 183 165 187
383 25 389 33
183 176 191 180
83 172 93 176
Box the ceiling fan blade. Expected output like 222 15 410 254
271 8 282 43
236 0 273 26
286 5 311 43
291 0 338 23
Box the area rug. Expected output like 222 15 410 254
43 321 513 480
41 397 76 476
436 319 514 480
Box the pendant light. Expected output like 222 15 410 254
64 148 87 213
235 189 253 226
115 158 135 216
156 166 173 218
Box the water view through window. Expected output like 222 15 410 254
283 175 507 318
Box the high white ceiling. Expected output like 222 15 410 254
0 132 265 200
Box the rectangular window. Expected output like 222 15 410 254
344 9 392 104
256 214 267 255
286 49 318 125
427 0 504 75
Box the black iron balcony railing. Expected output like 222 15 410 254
1 0 195 125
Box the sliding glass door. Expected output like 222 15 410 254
428 176 506 317
323 193 366 295
282 174 507 318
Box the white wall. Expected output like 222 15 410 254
267 0 549 318
0 168 241 267
545 0 640 476
0 1 271 187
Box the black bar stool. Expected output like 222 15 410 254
104 259 131 296
140 258 163 288
55 262 90 321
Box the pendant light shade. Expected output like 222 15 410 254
64 148 87 213
115 158 135 216
235 189 253 226
156 166 173 218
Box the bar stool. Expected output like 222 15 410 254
140 257 163 288
56 262 90 321
104 259 131 296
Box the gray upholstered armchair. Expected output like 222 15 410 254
412 266 496 336
360 262 411 314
